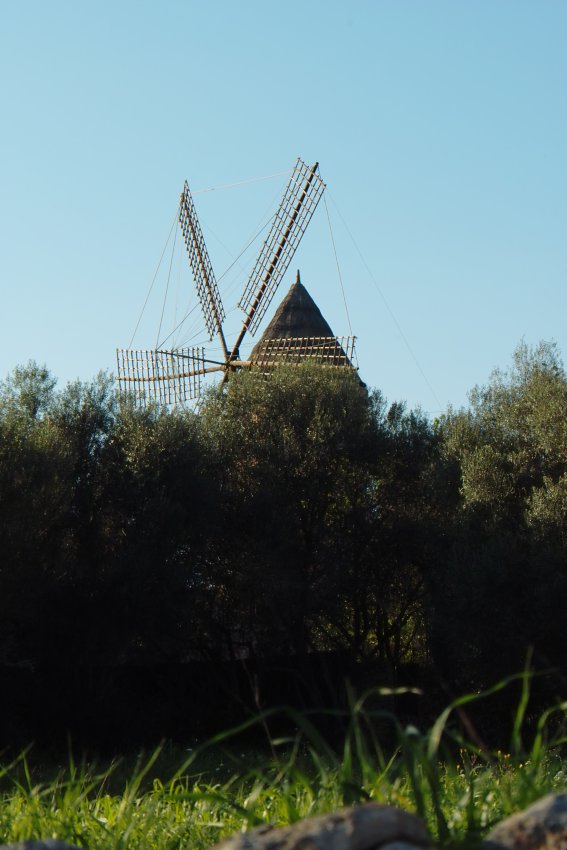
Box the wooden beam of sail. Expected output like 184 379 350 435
251 336 356 369
116 347 214 405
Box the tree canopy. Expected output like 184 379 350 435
0 343 565 739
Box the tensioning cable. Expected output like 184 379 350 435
324 194 353 337
192 169 289 195
328 191 442 410
128 209 179 348
156 213 178 350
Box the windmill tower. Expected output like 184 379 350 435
116 159 357 406
250 270 355 370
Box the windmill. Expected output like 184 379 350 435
116 158 357 406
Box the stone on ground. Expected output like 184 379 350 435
210 803 430 850
484 793 567 850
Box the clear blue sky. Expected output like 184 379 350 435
1 0 565 415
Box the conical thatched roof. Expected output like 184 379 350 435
250 271 354 369
254 272 335 341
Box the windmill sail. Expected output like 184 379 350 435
237 159 326 337
179 181 228 356
251 336 355 368
116 347 209 405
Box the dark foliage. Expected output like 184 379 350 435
0 343 565 745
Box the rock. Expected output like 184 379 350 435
0 843 83 850
484 793 567 850
210 803 430 850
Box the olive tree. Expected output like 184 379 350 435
430 341 567 688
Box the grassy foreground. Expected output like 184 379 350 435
0 679 566 850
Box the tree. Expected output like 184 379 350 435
0 360 57 420
197 365 377 658
0 363 212 667
322 394 447 674
430 341 567 689
0 363 72 664
83 398 210 663
197 365 441 674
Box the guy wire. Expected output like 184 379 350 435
328 192 442 410
192 169 289 195
129 209 178 348
324 194 353 337
156 215 178 349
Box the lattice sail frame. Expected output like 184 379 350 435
238 159 326 336
117 347 206 406
179 182 225 342
252 336 356 369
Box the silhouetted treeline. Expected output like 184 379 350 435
0 342 565 745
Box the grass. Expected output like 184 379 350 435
0 675 566 850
